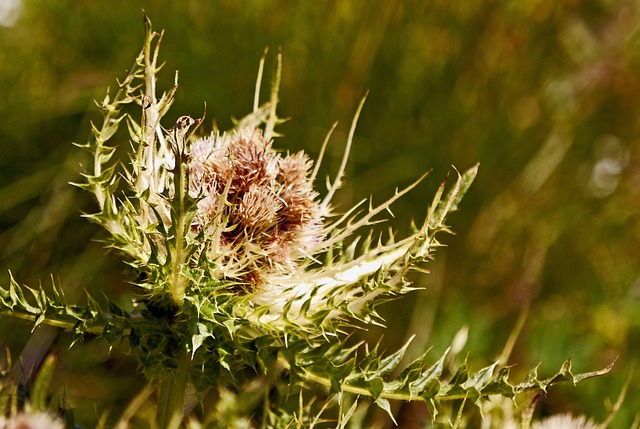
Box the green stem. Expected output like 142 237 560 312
0 310 105 335
156 141 190 427
141 17 188 306
157 119 193 426
169 129 188 305
281 360 470 403
157 347 191 429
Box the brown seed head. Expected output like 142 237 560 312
189 127 322 284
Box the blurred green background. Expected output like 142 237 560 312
1 0 639 427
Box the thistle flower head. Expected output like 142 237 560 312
76 22 479 336
532 414 599 429
0 411 64 429
188 126 322 283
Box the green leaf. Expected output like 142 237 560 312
374 336 414 378
191 322 210 356
462 361 498 391
409 349 448 394
337 399 359 429
366 377 384 400
446 163 479 213
218 347 232 373
374 397 397 425
107 299 127 318
481 366 515 397
103 321 125 344
31 354 56 412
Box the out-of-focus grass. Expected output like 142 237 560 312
1 1 639 427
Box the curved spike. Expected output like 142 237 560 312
321 93 368 211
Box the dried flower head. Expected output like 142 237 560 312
188 126 322 284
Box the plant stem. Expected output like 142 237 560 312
157 347 191 429
282 360 470 403
168 117 191 305
156 124 192 426
169 176 186 304
0 310 105 334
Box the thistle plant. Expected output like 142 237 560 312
0 16 613 428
